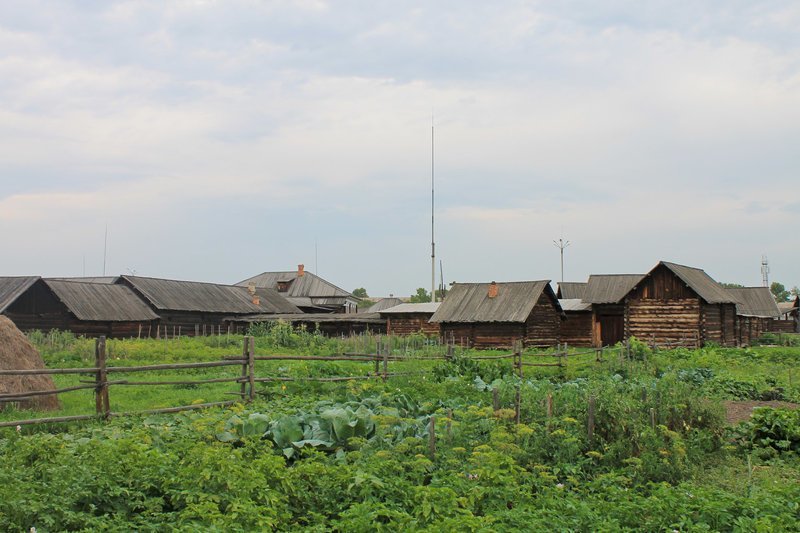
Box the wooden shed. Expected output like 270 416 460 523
117 275 299 335
380 302 440 336
558 299 593 347
625 262 738 347
225 312 386 337
768 296 799 333
0 277 159 338
727 287 782 345
582 274 645 347
430 281 563 349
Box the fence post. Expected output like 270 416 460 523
428 416 436 459
492 388 500 411
587 396 596 443
382 341 389 382
446 408 453 440
95 336 110 420
514 344 522 424
247 336 256 402
650 408 656 429
240 337 248 400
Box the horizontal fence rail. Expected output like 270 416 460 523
1 335 617 429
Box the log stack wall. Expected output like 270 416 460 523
387 314 439 336
560 311 593 347
524 292 562 347
626 298 701 347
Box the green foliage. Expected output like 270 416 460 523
5 336 800 530
771 281 791 302
409 287 432 303
735 408 800 453
352 287 368 298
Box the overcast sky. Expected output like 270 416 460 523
1 1 798 296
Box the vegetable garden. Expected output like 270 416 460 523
1 327 799 531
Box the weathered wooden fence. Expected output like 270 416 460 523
0 336 609 429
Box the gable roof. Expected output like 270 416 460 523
583 274 645 304
727 287 782 318
0 276 40 313
659 262 736 304
237 270 353 299
120 275 268 314
559 299 592 312
247 287 303 314
380 302 441 315
557 282 587 300
430 281 560 323
44 280 159 322
365 297 405 313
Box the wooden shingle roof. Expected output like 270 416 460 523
556 282 588 300
727 287 781 318
430 281 559 323
583 274 645 304
0 276 39 313
659 262 736 304
120 276 269 314
45 280 159 322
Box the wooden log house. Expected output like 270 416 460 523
726 287 781 345
430 281 563 349
380 302 440 336
768 295 799 333
624 262 738 347
558 299 593 347
582 274 645 347
237 265 360 313
117 275 299 335
0 277 159 338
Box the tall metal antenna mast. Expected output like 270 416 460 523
761 255 769 287
431 113 436 303
103 224 108 276
553 237 571 284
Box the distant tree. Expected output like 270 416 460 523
770 282 790 302
720 282 744 289
352 288 368 298
409 288 432 303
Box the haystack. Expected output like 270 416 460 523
0 316 60 411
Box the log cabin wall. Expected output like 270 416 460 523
625 265 702 347
561 311 593 347
387 314 439 336
766 319 797 333
524 292 561 347
472 323 525 350
440 323 476 348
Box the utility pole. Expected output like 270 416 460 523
431 113 436 303
553 237 570 284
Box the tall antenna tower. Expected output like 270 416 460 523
761 255 770 287
431 113 436 303
553 237 571 284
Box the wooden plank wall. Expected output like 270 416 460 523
387 314 439 336
560 311 592 347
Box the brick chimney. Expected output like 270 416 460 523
297 264 305 277
252 295 260 306
488 281 498 298
247 282 256 295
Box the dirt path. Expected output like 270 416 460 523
723 400 800 425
